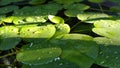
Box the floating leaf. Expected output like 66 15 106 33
48 15 64 24
0 5 19 14
50 34 98 67
92 20 120 39
17 46 62 65
0 0 23 6
54 24 70 36
22 59 79 68
29 0 46 5
20 24 56 43
61 50 94 68
94 37 120 45
95 44 120 68
0 26 21 50
53 0 83 4
88 0 104 3
77 12 109 23
64 4 90 17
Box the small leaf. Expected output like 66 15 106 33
77 12 109 23
16 47 62 65
54 24 70 36
64 4 90 17
0 26 21 50
89 0 104 3
48 15 64 24
0 0 23 6
20 24 56 43
92 20 120 38
29 0 46 5
53 0 83 4
0 5 19 14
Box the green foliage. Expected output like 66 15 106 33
0 26 21 50
0 0 120 68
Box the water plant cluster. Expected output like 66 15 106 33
0 0 120 68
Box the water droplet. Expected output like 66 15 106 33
99 51 103 54
54 57 60 61
115 57 119 59
48 51 53 54
100 61 105 64
38 57 41 60
30 43 33 47
105 56 109 58
114 51 118 54
59 63 63 66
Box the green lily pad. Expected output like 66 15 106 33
61 50 94 68
94 37 120 45
94 36 120 68
54 24 70 37
0 0 23 6
50 34 96 58
53 0 83 4
92 20 120 39
0 5 19 14
50 34 98 68
95 44 120 68
20 24 56 43
0 26 21 50
77 12 109 23
29 0 46 5
16 46 62 65
88 0 104 3
21 59 79 68
48 15 64 24
64 4 90 17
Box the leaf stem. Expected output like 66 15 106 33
0 51 18 59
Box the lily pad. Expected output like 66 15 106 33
50 34 98 68
88 0 104 3
48 15 64 24
29 0 46 5
21 59 79 68
95 44 120 68
16 46 62 65
53 0 83 4
0 0 23 6
92 20 120 39
77 12 109 23
54 24 70 37
0 26 21 50
0 5 19 14
20 24 56 43
64 4 90 17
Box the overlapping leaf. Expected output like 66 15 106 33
94 37 120 68
77 12 109 23
0 26 21 50
53 0 83 4
92 20 120 39
20 24 56 43
64 4 90 17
